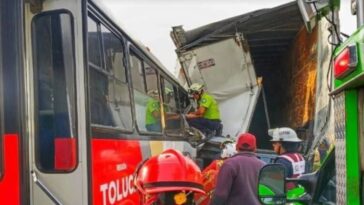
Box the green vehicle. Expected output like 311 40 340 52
258 0 364 204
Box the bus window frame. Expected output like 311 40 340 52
129 46 164 136
32 9 78 173
87 13 134 136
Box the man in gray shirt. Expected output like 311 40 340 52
210 133 265 205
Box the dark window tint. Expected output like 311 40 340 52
32 11 77 172
89 69 113 126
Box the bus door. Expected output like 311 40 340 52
26 1 88 204
0 0 26 204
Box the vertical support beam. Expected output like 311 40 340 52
177 51 192 86
356 0 364 28
332 6 341 44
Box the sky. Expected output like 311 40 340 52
99 0 356 74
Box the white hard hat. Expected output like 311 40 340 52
189 83 204 93
164 87 173 95
268 127 302 142
147 89 159 98
220 142 237 158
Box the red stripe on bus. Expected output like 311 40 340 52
91 138 143 205
0 134 20 205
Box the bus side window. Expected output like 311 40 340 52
100 25 132 130
144 64 161 133
162 78 183 134
87 18 133 131
32 11 77 172
88 17 113 126
130 52 161 133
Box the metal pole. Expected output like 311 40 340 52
357 0 364 28
178 53 192 86
31 171 63 205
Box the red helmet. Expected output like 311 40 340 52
135 149 205 195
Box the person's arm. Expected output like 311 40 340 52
209 162 234 205
187 95 210 118
151 110 161 119
186 106 206 118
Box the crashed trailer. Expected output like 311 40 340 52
171 1 333 156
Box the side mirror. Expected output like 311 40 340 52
258 164 286 205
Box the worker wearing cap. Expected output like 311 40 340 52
210 133 265 205
186 83 222 136
268 127 306 179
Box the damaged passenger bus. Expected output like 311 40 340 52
0 0 205 204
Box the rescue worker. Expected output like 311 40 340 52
186 83 222 136
268 127 306 179
194 140 236 205
210 133 265 205
145 88 175 132
145 89 162 132
134 149 205 205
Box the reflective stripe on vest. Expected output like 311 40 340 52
279 153 305 178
